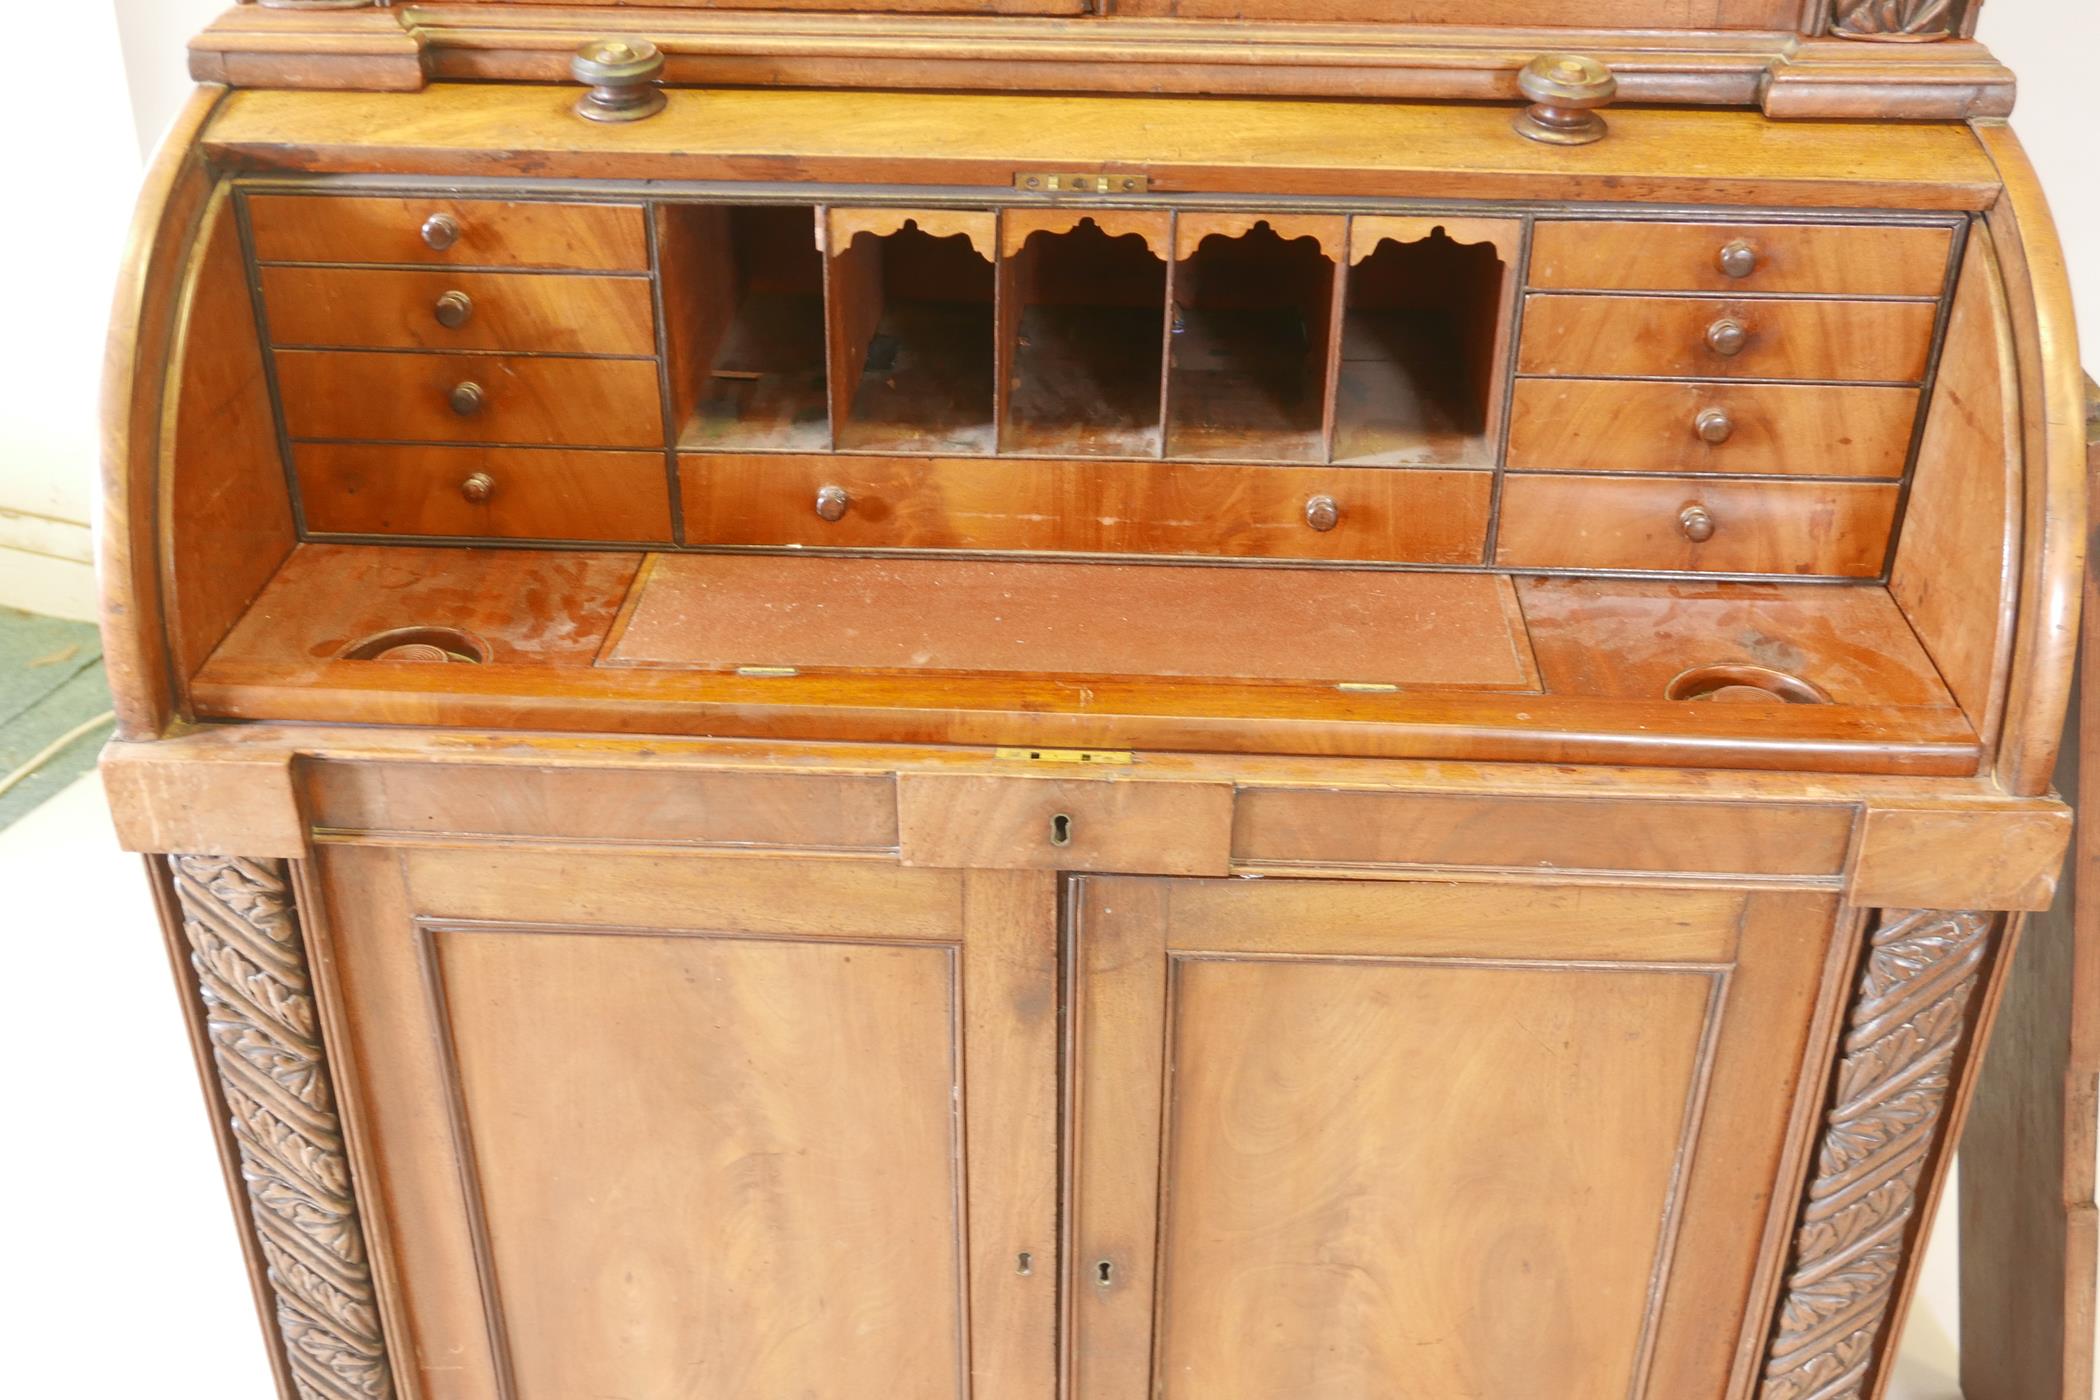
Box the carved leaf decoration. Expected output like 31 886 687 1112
1831 0 1958 39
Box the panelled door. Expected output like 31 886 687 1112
312 845 1061 1400
1065 876 1850 1400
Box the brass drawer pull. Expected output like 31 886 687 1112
1717 239 1758 279
1695 407 1735 444
434 291 475 329
814 484 851 522
449 381 487 417
1304 494 1340 532
421 213 461 252
1679 504 1717 543
460 472 495 504
1705 318 1750 357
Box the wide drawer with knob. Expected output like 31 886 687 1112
678 453 1493 562
1492 474 1900 576
1516 294 1938 383
1529 220 1954 297
245 194 651 272
293 444 675 542
273 350 664 448
259 266 658 356
1506 379 1920 477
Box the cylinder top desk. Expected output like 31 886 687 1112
100 2 2089 1398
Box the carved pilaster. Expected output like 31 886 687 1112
1760 909 1995 1400
171 855 396 1400
1829 0 1964 40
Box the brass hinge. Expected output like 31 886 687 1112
994 746 1134 766
1013 172 1151 195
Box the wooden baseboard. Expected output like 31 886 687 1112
0 515 96 621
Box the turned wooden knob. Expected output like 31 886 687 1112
1512 54 1617 146
1717 239 1759 279
1695 407 1735 444
434 290 474 329
421 213 460 252
449 381 486 417
814 485 851 522
1304 494 1340 532
573 37 667 123
1705 318 1750 357
1679 504 1717 543
460 472 495 504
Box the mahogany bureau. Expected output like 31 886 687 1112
101 3 2089 1398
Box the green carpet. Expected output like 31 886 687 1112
0 607 113 830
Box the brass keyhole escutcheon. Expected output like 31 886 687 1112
1695 407 1735 445
1705 318 1749 358
1096 1259 1114 1287
1717 239 1758 279
450 381 487 417
460 472 495 504
1051 813 1074 847
1679 504 1717 543
421 213 461 252
434 291 475 329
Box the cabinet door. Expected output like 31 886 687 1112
1067 877 1848 1400
313 846 1059 1400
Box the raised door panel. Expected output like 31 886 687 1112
313 845 1058 1400
1068 877 1848 1400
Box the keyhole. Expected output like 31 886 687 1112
1051 813 1074 847
1096 1260 1113 1287
1016 1252 1033 1276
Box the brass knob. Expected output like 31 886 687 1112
421 213 461 252
1705 318 1750 357
460 472 495 504
434 291 474 329
1304 494 1340 532
1695 407 1735 444
1717 239 1758 279
573 37 667 123
1512 54 1617 146
814 485 851 522
449 381 486 417
1679 505 1716 543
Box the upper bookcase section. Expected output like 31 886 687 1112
192 0 2019 121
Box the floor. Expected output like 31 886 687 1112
0 761 1971 1396
0 605 112 829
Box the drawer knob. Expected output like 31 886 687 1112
1717 239 1759 279
449 381 487 417
421 213 461 252
460 472 495 504
814 485 851 522
1304 494 1340 532
1705 318 1749 357
1512 54 1617 146
1679 504 1717 543
434 290 475 329
573 37 668 124
1695 407 1736 444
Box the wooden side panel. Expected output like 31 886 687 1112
165 191 297 687
1889 224 2020 739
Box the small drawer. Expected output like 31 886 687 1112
898 774 1234 876
1530 221 1952 298
1494 475 1899 577
246 195 650 271
261 266 657 356
295 445 674 543
1518 295 1936 384
680 453 1491 564
275 350 664 448
1506 380 1920 478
